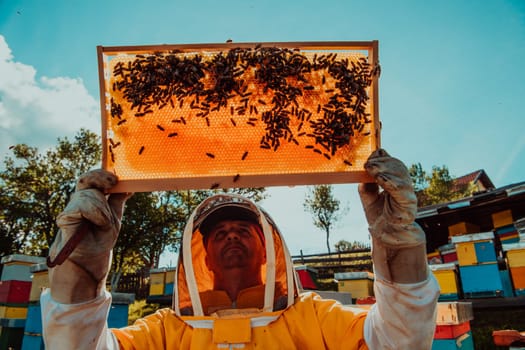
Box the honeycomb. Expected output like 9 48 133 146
97 42 380 192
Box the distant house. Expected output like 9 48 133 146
452 169 495 194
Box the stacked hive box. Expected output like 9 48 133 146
149 267 177 302
427 250 442 264
493 210 520 244
430 263 461 301
21 262 48 349
334 271 374 302
495 225 520 244
149 268 166 297
455 232 504 297
451 232 503 298
502 242 525 296
109 292 135 328
0 254 45 350
515 218 525 241
164 268 176 297
448 222 480 239
432 301 474 350
295 265 319 290
439 244 458 264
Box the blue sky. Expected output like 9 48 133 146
1 0 524 264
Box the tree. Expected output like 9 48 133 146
0 129 101 256
334 239 370 252
303 185 342 254
409 163 478 207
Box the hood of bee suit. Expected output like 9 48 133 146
172 193 299 316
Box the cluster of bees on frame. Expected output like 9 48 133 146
108 45 379 169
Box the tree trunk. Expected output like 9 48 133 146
326 229 331 254
110 271 122 292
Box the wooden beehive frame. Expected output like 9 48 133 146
97 41 380 192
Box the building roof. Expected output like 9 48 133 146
452 169 495 191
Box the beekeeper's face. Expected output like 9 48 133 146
204 220 266 273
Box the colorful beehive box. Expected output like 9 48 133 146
0 305 28 319
509 267 525 296
295 265 319 290
164 267 177 296
492 209 513 229
448 222 480 238
431 331 474 350
1 255 46 282
316 290 353 305
21 303 43 350
334 271 374 300
451 232 496 266
149 268 166 296
29 263 48 303
438 244 458 264
500 269 515 297
495 224 520 244
428 250 442 264
108 292 135 328
430 263 460 301
434 321 471 340
0 317 25 350
503 242 525 295
436 302 473 326
503 242 525 268
0 280 31 304
459 263 503 298
21 333 44 350
23 304 42 335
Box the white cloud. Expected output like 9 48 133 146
0 35 99 158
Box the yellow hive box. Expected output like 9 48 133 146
0 305 28 319
334 271 374 299
97 41 380 192
451 232 496 266
29 263 49 302
149 283 165 296
448 222 480 237
455 242 478 266
492 210 514 229
430 264 459 295
164 268 177 284
503 243 525 268
149 268 166 296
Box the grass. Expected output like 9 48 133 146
470 307 525 349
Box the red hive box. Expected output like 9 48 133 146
0 280 31 304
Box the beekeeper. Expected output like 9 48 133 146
42 149 439 349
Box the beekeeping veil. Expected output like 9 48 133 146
172 193 299 316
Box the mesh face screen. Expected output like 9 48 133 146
98 42 380 192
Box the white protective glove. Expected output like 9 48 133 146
358 149 429 284
48 169 132 303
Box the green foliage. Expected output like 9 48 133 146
409 163 477 207
0 129 101 256
127 299 161 325
304 185 342 254
334 239 370 252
